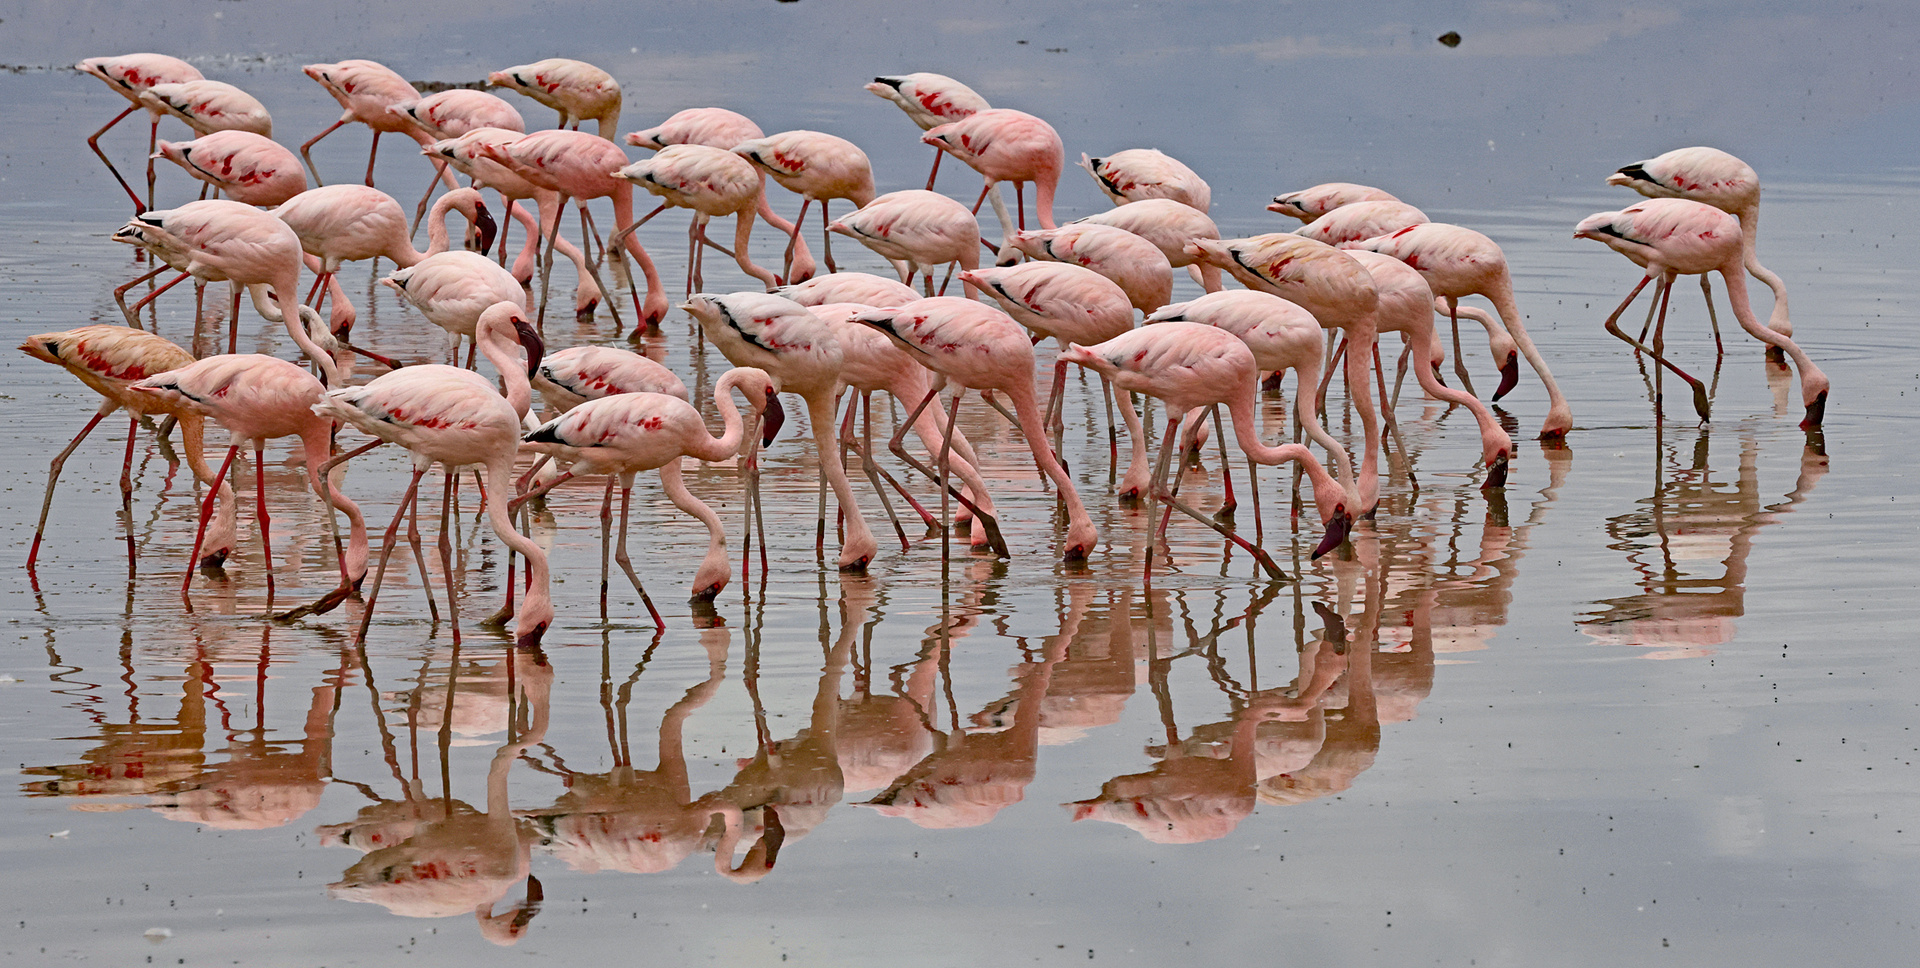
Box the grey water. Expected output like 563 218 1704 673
2 2 1917 965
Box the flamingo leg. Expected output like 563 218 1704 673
435 472 458 643
596 475 616 619
1700 274 1724 357
535 192 572 332
1373 343 1413 492
408 161 445 239
819 199 837 273
1143 411 1182 583
857 391 933 542
611 478 666 630
251 441 276 613
183 443 240 609
88 104 146 212
1602 273 1711 422
228 288 243 355
145 116 160 211
784 198 811 279
842 392 909 552
299 118 349 187
363 130 382 188
935 389 965 572
1209 405 1237 517
575 204 625 330
120 415 140 572
925 145 944 192
1158 411 1285 581
115 265 166 327
30 405 112 570
355 464 429 643
1446 299 1477 398
404 472 439 624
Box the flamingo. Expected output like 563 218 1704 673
387 90 525 233
78 53 204 212
622 108 817 284
1059 323 1354 579
424 128 603 319
154 131 307 207
922 108 1062 259
775 272 918 308
1185 234 1385 512
864 74 990 190
828 190 982 298
138 80 272 138
111 200 341 383
1574 197 1828 430
477 129 669 329
312 302 553 649
733 130 876 275
1008 222 1173 314
1608 146 1791 339
608 145 782 293
533 345 686 413
1071 199 1223 293
300 60 427 188
852 296 1100 563
682 292 879 571
1267 183 1400 223
1293 199 1428 246
1079 149 1211 213
488 60 621 139
1341 223 1573 439
382 251 528 367
519 367 782 623
274 185 496 344
129 354 371 617
20 325 234 573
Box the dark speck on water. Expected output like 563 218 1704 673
1438 30 1462 47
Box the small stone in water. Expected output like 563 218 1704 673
144 927 172 943
1438 31 1462 48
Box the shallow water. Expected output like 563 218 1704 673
3 3 1918 965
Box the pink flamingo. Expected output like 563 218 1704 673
1293 199 1427 246
776 272 918 308
312 302 553 649
388 90 524 233
129 354 371 617
1267 183 1400 223
1609 146 1791 340
20 325 234 572
112 200 342 383
1342 223 1573 438
828 190 982 298
1071 199 1224 293
1008 222 1173 314
489 60 621 139
682 292 879 571
923 108 1062 260
853 296 1100 563
1344 249 1513 487
622 108 816 285
78 53 203 212
139 80 272 138
300 60 427 188
734 130 876 275
155 130 307 207
518 367 782 623
533 345 686 413
1079 149 1211 213
1059 323 1354 578
608 145 782 292
274 185 495 345
477 130 668 329
1185 234 1384 512
1574 197 1828 429
864 74 989 190
425 129 603 319
382 251 528 367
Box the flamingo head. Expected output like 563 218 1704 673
1311 506 1353 560
1482 448 1510 490
1493 350 1521 400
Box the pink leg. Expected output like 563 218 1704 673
28 407 113 570
253 442 276 612
299 118 349 187
184 445 241 608
354 465 430 645
87 104 145 212
120 415 140 572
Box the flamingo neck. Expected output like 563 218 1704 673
1404 324 1506 464
302 424 368 581
476 324 534 420
484 456 552 648
1226 391 1345 523
419 193 460 261
254 285 342 387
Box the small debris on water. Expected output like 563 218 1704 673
1438 31 1462 48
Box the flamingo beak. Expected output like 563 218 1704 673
473 202 497 255
512 318 545 378
1493 352 1520 401
1800 390 1828 430
1482 452 1509 490
1311 508 1352 560
761 390 785 446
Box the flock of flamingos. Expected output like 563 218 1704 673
26 53 1833 653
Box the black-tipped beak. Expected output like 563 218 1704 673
761 390 785 446
1311 508 1352 560
873 76 903 91
1482 452 1509 490
512 317 545 378
1800 390 1828 431
473 202 497 255
515 622 548 650
1493 352 1520 401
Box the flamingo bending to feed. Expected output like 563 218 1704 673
312 302 553 649
139 80 272 137
1079 149 1211 213
1342 223 1572 439
388 89 524 231
1267 183 1399 223
609 145 783 293
300 60 428 188
1060 323 1354 579
682 292 879 571
130 354 371 617
1292 200 1428 246
519 367 783 624
828 190 983 299
1071 199 1223 293
1574 197 1828 429
78 53 203 211
865 74 989 190
20 325 234 572
853 297 1099 563
382 251 528 367
155 130 307 207
1608 146 1791 340
1008 222 1173 314
734 130 876 275
923 109 1062 260
425 129 603 319
776 272 918 308
489 60 621 139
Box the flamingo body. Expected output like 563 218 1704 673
489 60 620 138
1267 183 1400 223
1010 223 1172 314
157 130 307 206
139 80 272 137
1079 149 1211 213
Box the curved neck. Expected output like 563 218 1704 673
476 325 533 420
484 455 552 648
686 372 752 463
1403 324 1506 463
1733 202 1790 331
252 286 342 387
1225 392 1344 521
301 425 369 581
419 192 462 262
